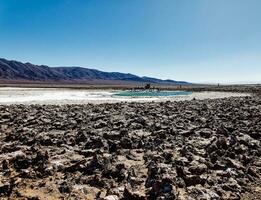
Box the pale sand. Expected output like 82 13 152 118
0 87 250 104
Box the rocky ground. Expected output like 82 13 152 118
0 96 260 199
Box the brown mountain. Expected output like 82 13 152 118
0 58 189 84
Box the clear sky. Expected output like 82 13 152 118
0 0 260 83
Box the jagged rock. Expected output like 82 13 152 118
188 163 208 175
59 181 72 193
0 182 10 196
0 96 260 199
94 120 107 129
2 159 9 170
187 186 220 200
0 112 10 119
247 167 259 178
237 134 259 148
123 187 146 200
184 175 207 187
196 128 213 138
104 131 121 140
104 195 119 200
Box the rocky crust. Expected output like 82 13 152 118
0 96 260 199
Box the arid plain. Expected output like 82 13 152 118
0 85 260 199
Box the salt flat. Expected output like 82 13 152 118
0 87 250 104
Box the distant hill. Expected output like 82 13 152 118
0 58 189 84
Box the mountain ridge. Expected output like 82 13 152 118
0 58 189 84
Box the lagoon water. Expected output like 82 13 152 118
114 90 193 97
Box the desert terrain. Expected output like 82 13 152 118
0 85 260 199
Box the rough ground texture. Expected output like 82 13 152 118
0 96 260 199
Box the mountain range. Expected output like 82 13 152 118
0 58 189 84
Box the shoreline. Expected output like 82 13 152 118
0 87 251 105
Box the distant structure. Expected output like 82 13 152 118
131 83 161 92
144 83 151 90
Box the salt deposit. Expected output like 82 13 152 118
0 87 250 104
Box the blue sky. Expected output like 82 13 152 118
0 0 260 83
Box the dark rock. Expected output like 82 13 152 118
188 163 208 175
123 187 146 200
0 182 10 196
184 175 207 187
58 181 71 193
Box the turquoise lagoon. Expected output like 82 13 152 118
114 90 193 97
